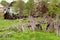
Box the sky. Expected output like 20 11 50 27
0 0 28 3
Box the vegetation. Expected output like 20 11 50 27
0 17 60 40
1 1 9 7
0 0 60 40
0 31 60 40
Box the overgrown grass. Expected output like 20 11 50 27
0 16 60 40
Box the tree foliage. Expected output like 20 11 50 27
25 0 34 11
48 0 60 15
13 0 34 16
25 0 34 16
1 1 9 7
13 0 25 13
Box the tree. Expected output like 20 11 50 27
1 1 9 7
25 0 34 16
48 0 60 20
13 0 25 14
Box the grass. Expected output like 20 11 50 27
0 16 60 40
0 31 60 40
0 17 20 29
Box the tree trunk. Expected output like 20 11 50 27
56 14 59 21
55 14 60 36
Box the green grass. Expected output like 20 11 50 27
0 31 60 40
0 17 60 40
0 17 20 29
